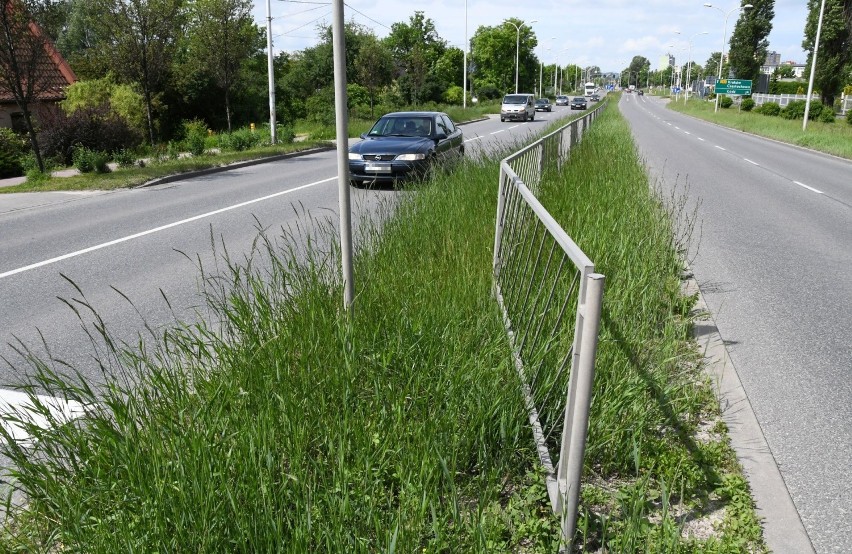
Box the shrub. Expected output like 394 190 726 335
443 85 464 105
182 119 208 156
0 128 27 178
740 98 755 111
72 145 111 173
112 148 137 168
720 96 733 109
780 100 807 120
847 108 852 125
218 128 263 152
475 84 502 100
756 102 781 116
38 105 142 165
818 108 836 123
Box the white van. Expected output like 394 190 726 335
500 93 536 122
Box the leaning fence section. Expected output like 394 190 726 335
493 102 606 549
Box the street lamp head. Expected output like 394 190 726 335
703 2 713 6
742 4 753 8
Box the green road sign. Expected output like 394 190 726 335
715 78 752 95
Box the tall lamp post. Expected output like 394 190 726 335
704 2 753 112
506 19 538 94
803 0 827 130
684 31 709 102
463 0 467 109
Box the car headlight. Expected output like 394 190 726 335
348 152 362 160
395 153 426 161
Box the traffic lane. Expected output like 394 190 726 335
0 152 343 276
635 96 852 206
461 106 582 156
621 95 852 551
0 175 395 385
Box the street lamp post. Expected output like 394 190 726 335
463 0 467 109
704 3 753 112
684 31 709 102
803 0 827 130
506 20 537 94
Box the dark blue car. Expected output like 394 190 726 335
348 112 464 186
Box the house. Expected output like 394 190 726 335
0 8 76 132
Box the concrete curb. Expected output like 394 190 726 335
685 276 814 553
135 145 336 189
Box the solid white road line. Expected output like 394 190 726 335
793 181 824 194
0 176 338 280
0 388 88 445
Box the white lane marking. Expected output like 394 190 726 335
697 137 705 142
793 181 823 194
0 176 338 280
0 389 88 445
684 131 691 135
464 136 482 143
666 122 672 126
490 129 506 135
744 158 760 166
509 125 520 129
715 145 726 151
674 126 680 130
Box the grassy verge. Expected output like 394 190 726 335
668 98 852 160
0 101 764 551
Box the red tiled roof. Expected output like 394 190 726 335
0 4 76 104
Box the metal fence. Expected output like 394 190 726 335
492 101 606 548
842 97 852 116
752 93 819 108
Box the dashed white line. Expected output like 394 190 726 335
674 126 681 130
744 158 760 166
0 176 338 280
509 125 520 129
490 129 506 135
464 136 482 143
684 131 691 135
697 137 705 142
715 145 726 151
793 181 823 194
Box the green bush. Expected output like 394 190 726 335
768 80 807 94
756 102 781 116
182 119 208 156
847 108 852 125
780 100 807 120
218 128 263 152
720 96 733 109
72 145 111 173
0 128 27 178
740 98 755 111
818 108 836 123
112 148 137 168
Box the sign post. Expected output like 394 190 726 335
715 78 752 96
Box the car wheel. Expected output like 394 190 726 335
522 113 527 122
500 116 505 122
531 112 535 121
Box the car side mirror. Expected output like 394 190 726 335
434 132 447 140
360 133 368 139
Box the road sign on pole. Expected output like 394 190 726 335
715 78 752 95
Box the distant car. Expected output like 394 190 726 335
570 97 587 110
589 94 600 102
637 89 644 96
555 95 569 106
535 98 552 112
348 111 464 186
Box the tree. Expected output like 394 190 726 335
772 64 795 79
355 36 393 117
728 0 774 82
184 0 257 132
0 0 71 172
802 0 851 106
470 20 538 94
384 12 447 104
704 51 723 78
89 0 186 145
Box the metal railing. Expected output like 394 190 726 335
752 93 819 108
492 102 606 548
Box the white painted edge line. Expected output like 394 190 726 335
715 145 727 151
0 176 337 280
0 389 88 445
744 158 760 166
793 181 823 194
490 129 506 135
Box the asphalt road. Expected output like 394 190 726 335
0 106 581 399
620 93 852 553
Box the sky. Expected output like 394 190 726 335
253 0 811 75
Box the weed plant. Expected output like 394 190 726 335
669 99 852 160
0 102 764 552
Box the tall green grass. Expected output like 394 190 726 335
669 98 852 160
0 102 763 552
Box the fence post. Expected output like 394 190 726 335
557 273 605 548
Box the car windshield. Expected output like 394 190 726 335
536 99 547 103
573 97 584 101
503 95 528 105
368 116 433 137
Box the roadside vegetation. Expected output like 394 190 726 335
0 101 764 551
667 98 852 160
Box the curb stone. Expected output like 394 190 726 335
685 275 815 553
